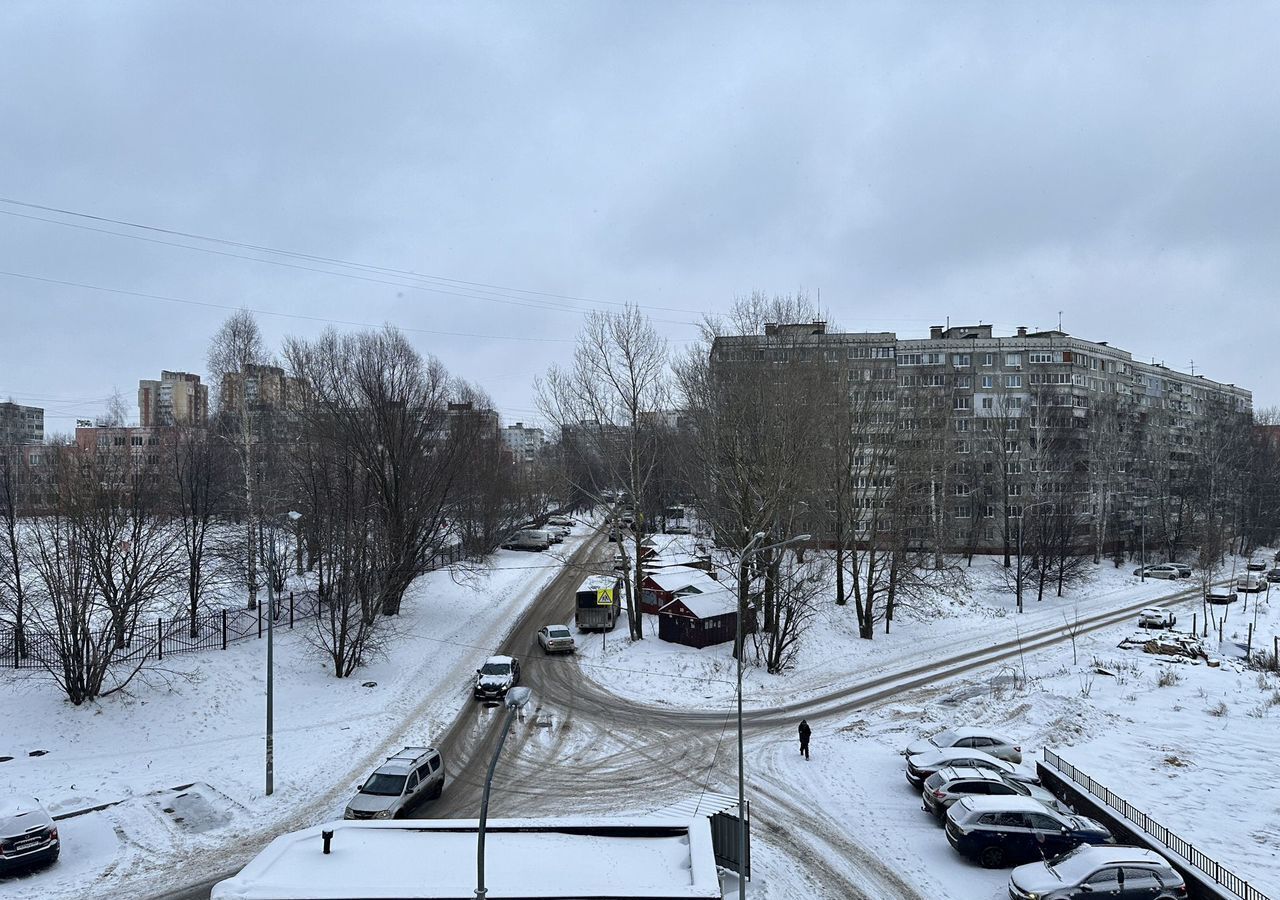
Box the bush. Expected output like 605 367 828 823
1157 668 1181 687
1207 700 1229 718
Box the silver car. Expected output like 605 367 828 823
905 747 1039 789
1133 564 1179 579
1137 607 1176 629
344 747 444 820
922 766 1071 819
905 727 1023 764
537 624 575 654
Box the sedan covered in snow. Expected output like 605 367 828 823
473 656 521 701
1137 608 1176 629
905 747 1038 789
1009 844 1186 899
904 727 1022 764
0 796 59 873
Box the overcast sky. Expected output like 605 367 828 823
2 2 1278 434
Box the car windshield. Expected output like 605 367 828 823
931 729 958 747
481 662 511 676
361 773 407 796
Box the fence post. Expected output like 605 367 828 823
1191 612 1196 637
1247 622 1253 656
157 619 164 661
1218 619 1224 643
289 592 295 629
222 609 228 650
258 601 262 639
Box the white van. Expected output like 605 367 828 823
501 529 551 551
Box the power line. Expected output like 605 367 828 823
0 197 702 324
0 269 578 344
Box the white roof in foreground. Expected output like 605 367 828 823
212 817 722 900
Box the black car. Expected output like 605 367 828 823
945 796 1113 868
0 797 60 874
473 655 521 701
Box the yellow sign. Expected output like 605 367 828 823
596 589 614 607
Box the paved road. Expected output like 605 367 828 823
153 533 1207 899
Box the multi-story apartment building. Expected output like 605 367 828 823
712 321 1252 554
501 422 544 466
0 402 43 443
218 364 308 413
138 370 209 427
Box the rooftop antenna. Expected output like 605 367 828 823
1057 310 1062 331
1189 359 1196 376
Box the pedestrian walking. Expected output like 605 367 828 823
798 719 811 759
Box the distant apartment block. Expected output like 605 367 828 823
0 402 44 443
712 321 1253 552
501 421 544 465
138 370 209 427
219 364 308 412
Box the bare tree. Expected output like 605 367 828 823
170 427 232 635
677 293 829 657
538 305 670 641
207 309 269 609
753 548 825 674
285 326 467 617
0 442 31 659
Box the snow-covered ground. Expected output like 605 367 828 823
576 547 1280 899
0 524 596 900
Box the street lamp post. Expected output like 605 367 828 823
266 510 302 798
1015 501 1053 614
734 531 810 899
476 686 532 900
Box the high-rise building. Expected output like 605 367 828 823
501 422 545 466
0 402 44 443
218 364 308 413
138 371 209 427
711 321 1253 554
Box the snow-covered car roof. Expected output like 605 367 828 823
910 746 1009 766
0 796 53 835
1051 844 1172 872
955 795 1051 814
1139 607 1165 615
544 624 571 634
483 655 515 665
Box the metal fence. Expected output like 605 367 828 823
0 543 468 672
1042 748 1271 900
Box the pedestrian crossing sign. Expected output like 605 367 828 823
596 588 614 606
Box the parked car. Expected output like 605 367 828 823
1206 589 1238 605
537 624 575 654
1137 608 1176 629
1009 843 1187 900
1133 564 1180 580
905 727 1022 764
905 748 1038 789
1268 567 1280 583
344 747 444 821
545 525 570 542
501 529 550 551
1236 574 1267 593
921 766 1071 819
1246 560 1267 572
0 796 59 873
546 515 574 528
1167 561 1192 577
473 655 521 701
945 796 1113 868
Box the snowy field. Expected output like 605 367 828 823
577 549 1280 899
0 524 596 900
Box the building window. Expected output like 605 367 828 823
953 353 971 367
954 419 970 433
954 440 971 454
981 375 994 389
1005 375 1022 388
131 436 143 446
872 347 893 359
1006 461 1022 475
1028 351 1055 364
1006 353 1021 368
1007 396 1023 408
954 505 971 519
981 397 994 410
955 375 972 388
954 396 972 410
982 353 994 366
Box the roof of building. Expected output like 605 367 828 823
645 567 722 595
210 818 722 899
661 585 738 619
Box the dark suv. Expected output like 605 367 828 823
473 655 521 701
1009 843 1187 899
946 796 1112 868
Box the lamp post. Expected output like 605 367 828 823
1015 501 1053 614
734 531 810 899
266 510 302 798
476 686 532 900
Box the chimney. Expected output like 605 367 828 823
764 322 778 336
929 325 943 340
1016 326 1027 338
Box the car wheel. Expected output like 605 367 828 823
979 846 1004 868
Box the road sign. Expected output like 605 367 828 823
596 588 614 606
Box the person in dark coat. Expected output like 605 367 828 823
798 719 811 759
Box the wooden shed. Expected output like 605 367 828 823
641 566 724 616
657 585 754 649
